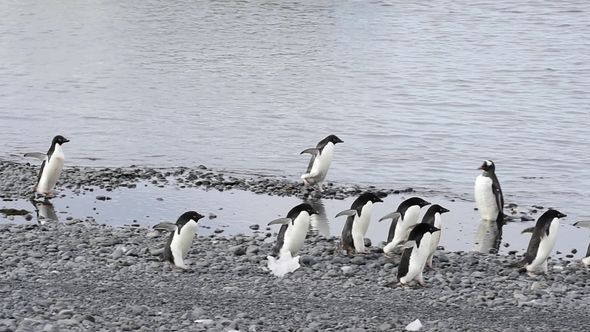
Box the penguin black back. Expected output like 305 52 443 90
162 211 204 264
340 192 383 252
478 160 504 224
523 209 566 264
386 197 430 243
421 204 450 226
273 203 318 255
397 223 440 280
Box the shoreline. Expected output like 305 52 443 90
1 222 589 332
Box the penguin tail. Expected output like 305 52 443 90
385 279 400 288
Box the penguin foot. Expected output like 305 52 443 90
427 264 439 271
302 178 310 186
526 271 537 278
44 192 57 199
385 280 399 288
317 184 324 192
383 253 394 259
418 281 428 288
400 283 411 289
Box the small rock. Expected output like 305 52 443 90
249 224 260 231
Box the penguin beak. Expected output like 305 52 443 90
432 227 441 232
375 197 383 203
478 163 486 170
64 138 70 143
558 212 567 218
441 207 450 213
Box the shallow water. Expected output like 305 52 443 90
1 0 590 214
1 185 588 259
1 0 590 254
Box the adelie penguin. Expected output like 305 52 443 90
392 223 440 288
379 197 431 257
268 203 319 257
512 209 567 277
300 134 343 192
420 204 450 269
335 191 383 256
24 135 70 198
153 211 205 270
474 160 504 224
572 220 590 268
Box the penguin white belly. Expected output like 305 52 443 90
351 202 373 252
582 256 590 267
428 214 442 259
37 146 65 194
528 218 559 272
305 143 334 183
384 206 421 253
170 221 198 260
400 233 432 284
280 213 310 256
474 175 498 221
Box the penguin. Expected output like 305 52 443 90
380 197 431 257
300 134 343 192
420 204 450 269
394 223 440 288
335 191 384 256
268 203 318 257
24 135 70 198
153 211 205 270
474 160 504 224
572 221 590 268
514 209 566 277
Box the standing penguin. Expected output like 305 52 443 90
268 203 318 257
335 191 384 256
572 221 590 268
420 204 450 269
513 209 567 277
380 197 431 257
474 160 504 224
394 223 440 288
153 211 205 270
300 134 343 192
24 135 70 198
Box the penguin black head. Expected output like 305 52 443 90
403 197 431 208
176 211 205 226
431 204 450 214
289 203 319 219
410 223 440 238
544 209 567 219
478 160 495 172
358 191 384 204
52 135 70 146
325 134 344 145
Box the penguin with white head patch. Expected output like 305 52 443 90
474 160 504 224
335 191 384 256
24 135 70 198
268 203 318 257
153 211 205 270
380 197 431 257
513 209 566 277
420 204 449 269
300 134 343 192
393 223 440 288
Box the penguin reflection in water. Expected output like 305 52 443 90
335 192 384 257
153 211 205 270
390 223 440 288
512 209 566 277
300 134 343 192
268 203 319 257
24 135 70 198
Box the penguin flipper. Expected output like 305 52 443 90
397 240 417 249
379 212 401 222
521 227 536 234
574 221 590 229
153 222 177 232
335 209 357 218
268 218 292 226
380 212 401 243
300 148 320 155
24 152 47 161
585 242 590 259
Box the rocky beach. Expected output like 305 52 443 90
1 159 590 332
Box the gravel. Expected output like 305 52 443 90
0 222 589 332
0 159 584 331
